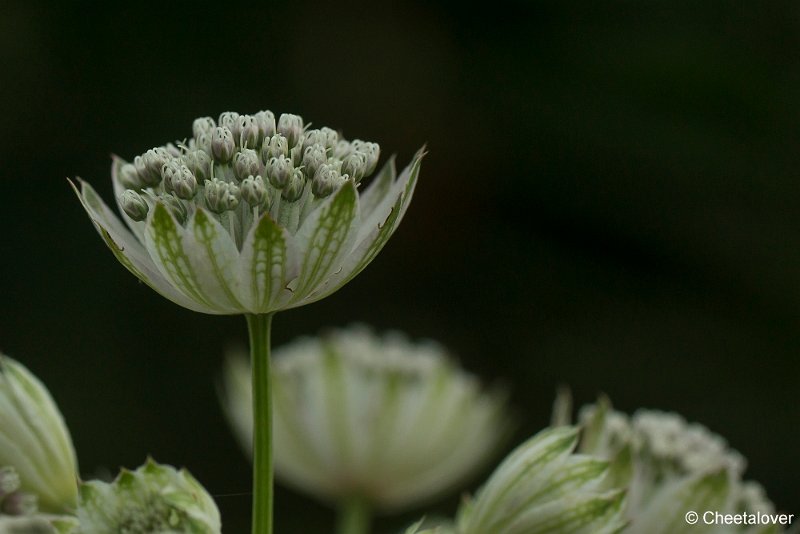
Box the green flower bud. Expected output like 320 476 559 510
302 144 327 178
240 175 270 209
120 190 150 221
171 166 198 200
281 168 305 201
254 110 276 142
333 139 352 159
184 150 212 181
237 115 260 149
161 160 183 191
341 151 368 184
192 117 216 139
194 132 213 154
77 459 221 534
304 127 338 152
218 111 241 140
265 155 293 189
211 127 235 164
352 140 380 175
204 178 240 213
311 163 344 197
233 149 261 181
136 148 170 186
277 113 303 148
262 134 289 162
118 163 142 190
157 193 188 222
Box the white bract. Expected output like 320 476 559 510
73 111 422 314
77 458 221 534
0 355 78 514
221 325 512 511
576 397 783 534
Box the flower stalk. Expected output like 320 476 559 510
337 495 371 534
247 313 274 534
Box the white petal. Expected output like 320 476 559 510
238 213 296 313
72 179 214 313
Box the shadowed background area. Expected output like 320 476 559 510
1 1 798 531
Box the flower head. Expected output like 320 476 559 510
72 111 423 315
572 396 782 534
0 355 78 513
221 325 512 511
77 458 221 534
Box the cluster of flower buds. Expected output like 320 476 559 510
115 111 380 242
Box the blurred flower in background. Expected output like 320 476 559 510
221 325 513 527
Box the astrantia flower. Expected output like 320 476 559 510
0 355 78 514
72 110 423 315
573 397 783 534
408 426 627 534
221 326 512 515
77 458 221 534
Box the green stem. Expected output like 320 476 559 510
336 495 371 534
247 313 274 534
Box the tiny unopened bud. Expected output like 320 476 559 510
120 190 150 221
352 140 380 174
304 126 339 152
158 193 188 222
204 178 240 213
254 110 276 141
194 132 213 154
184 150 212 181
240 175 270 209
0 467 20 498
302 144 328 178
137 148 171 186
341 151 368 184
212 127 236 163
192 117 216 139
218 111 241 141
237 115 260 148
266 155 293 189
164 143 182 158
312 164 344 197
333 140 352 159
233 149 261 181
2 492 37 516
171 166 198 200
262 134 289 162
118 163 142 189
161 160 183 191
277 113 304 148
282 169 306 201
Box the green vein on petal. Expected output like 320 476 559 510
241 214 291 313
145 203 215 309
292 181 359 301
188 209 244 311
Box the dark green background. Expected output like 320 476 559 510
1 2 798 531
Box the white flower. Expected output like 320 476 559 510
221 325 512 511
0 355 78 514
77 458 221 534
72 110 423 315
576 397 781 534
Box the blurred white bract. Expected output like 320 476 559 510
0 355 78 514
73 110 423 315
408 426 627 534
573 396 783 534
221 325 512 511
